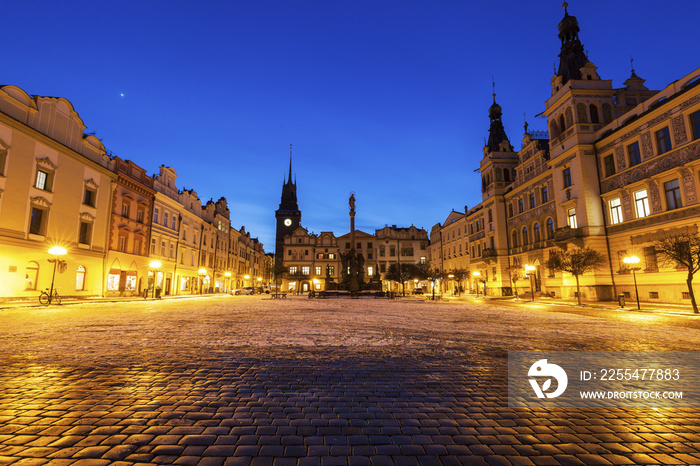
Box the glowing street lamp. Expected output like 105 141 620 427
47 246 67 302
472 271 481 297
149 261 161 298
623 256 641 310
525 264 536 302
198 268 207 294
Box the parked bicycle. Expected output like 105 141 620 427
39 288 61 305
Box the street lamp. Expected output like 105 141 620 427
198 268 207 294
623 256 641 310
472 271 481 297
224 271 231 293
448 274 454 296
149 261 162 298
525 264 536 302
47 246 67 302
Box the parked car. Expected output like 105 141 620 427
412 288 424 295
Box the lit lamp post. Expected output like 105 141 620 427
149 261 161 298
472 271 481 297
623 256 641 310
448 274 454 296
244 275 250 289
48 246 67 301
257 277 262 293
224 271 231 293
198 268 207 294
525 264 536 302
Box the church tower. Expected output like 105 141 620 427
274 145 302 265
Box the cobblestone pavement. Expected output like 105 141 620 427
0 296 699 465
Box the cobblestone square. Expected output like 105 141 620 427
1 296 699 465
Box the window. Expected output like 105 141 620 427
568 208 577 228
170 244 174 258
289 266 297 275
160 241 166 256
529 193 535 209
522 227 528 246
83 188 96 207
150 238 156 254
609 198 623 224
29 207 46 236
345 242 351 249
164 212 168 227
172 215 177 229
635 189 650 218
137 209 144 223
302 266 309 276
35 169 52 191
76 266 86 291
367 242 373 248
107 271 120 291
691 110 700 140
664 179 682 210
379 248 385 257
315 266 322 276
367 266 373 277
78 221 92 245
628 142 641 166
504 168 510 182
134 239 141 255
563 167 572 188
0 146 6 176
390 247 396 256
511 230 519 248
420 257 426 265
487 209 492 223
655 127 672 154
546 218 554 239
541 186 548 203
154 208 159 223
644 246 658 272
508 204 513 218
119 236 126 252
603 155 615 178
518 199 524 213
122 203 130 218
589 104 600 124
25 261 39 290
534 223 541 243
327 266 335 276
328 253 335 259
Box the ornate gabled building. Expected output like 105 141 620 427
430 3 700 303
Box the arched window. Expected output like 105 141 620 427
522 227 529 246
602 103 613 124
549 121 559 139
25 261 39 290
504 168 510 182
559 114 566 132
577 103 588 123
534 223 541 243
546 218 555 239
76 265 86 291
565 107 573 128
590 104 600 124
512 230 519 248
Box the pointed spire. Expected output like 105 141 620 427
556 2 589 84
630 56 637 77
288 144 293 184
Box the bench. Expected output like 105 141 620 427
271 293 287 299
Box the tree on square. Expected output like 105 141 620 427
654 233 700 314
546 246 606 305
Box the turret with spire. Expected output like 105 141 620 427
274 144 302 266
556 2 590 85
485 82 513 155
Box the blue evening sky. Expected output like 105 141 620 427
4 1 699 250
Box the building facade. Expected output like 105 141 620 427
429 4 700 304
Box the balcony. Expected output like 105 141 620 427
554 226 584 247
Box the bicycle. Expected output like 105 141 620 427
39 288 61 305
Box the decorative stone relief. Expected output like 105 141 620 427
615 145 626 171
621 189 633 221
647 179 662 213
601 139 700 194
680 93 700 110
680 167 698 205
641 132 653 160
672 115 688 146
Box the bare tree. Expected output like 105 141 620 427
546 247 606 305
654 233 700 314
386 263 424 296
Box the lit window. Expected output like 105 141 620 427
367 266 373 277
609 198 623 224
289 266 297 275
302 266 310 275
76 266 86 291
664 179 682 210
568 208 577 228
35 170 50 190
634 190 650 218
315 266 322 275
